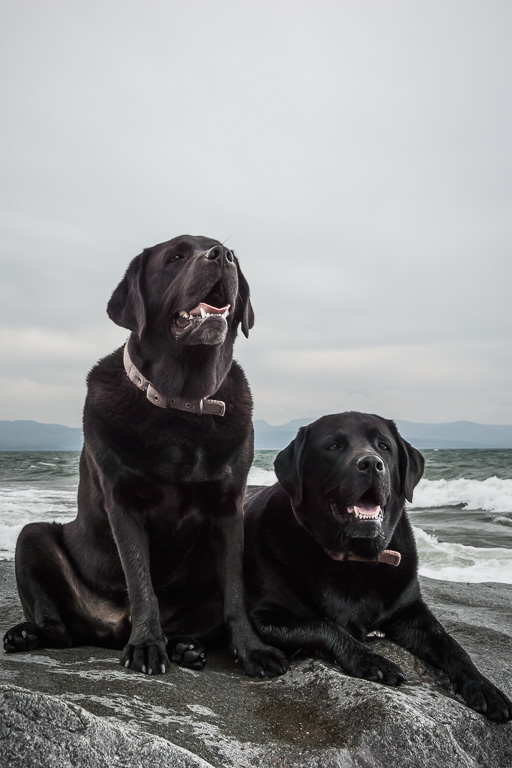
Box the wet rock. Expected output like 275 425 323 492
0 561 511 767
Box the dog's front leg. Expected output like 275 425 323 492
251 610 405 685
107 498 169 675
216 505 287 678
383 599 512 721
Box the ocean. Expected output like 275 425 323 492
0 449 511 584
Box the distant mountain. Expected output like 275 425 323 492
1 418 512 452
254 419 316 450
395 420 512 450
254 418 512 450
0 421 83 451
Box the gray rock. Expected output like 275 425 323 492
0 560 511 767
0 684 213 768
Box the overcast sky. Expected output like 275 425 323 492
1 0 511 428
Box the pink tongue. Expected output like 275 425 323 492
189 302 230 317
348 504 382 518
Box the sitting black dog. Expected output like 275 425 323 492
244 412 512 721
4 234 285 678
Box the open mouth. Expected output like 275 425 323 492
331 490 384 524
171 281 231 336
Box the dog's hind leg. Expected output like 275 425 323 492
4 521 128 653
4 522 74 652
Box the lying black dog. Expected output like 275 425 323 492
4 234 285 678
244 412 512 721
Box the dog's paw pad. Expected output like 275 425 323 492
3 623 41 653
120 640 169 675
457 677 512 722
168 637 207 670
238 646 288 678
352 653 405 687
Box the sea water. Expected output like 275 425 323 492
1 449 511 584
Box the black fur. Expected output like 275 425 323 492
4 234 285 678
244 412 512 721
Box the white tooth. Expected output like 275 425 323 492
179 310 189 318
200 307 206 319
221 309 228 318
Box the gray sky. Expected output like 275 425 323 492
1 0 511 427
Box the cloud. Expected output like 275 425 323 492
238 338 512 425
1 0 511 425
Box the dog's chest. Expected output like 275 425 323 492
143 439 235 485
167 444 231 483
319 574 387 636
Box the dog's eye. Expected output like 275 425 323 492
327 443 340 451
378 442 389 451
165 251 186 264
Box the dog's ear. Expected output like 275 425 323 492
233 255 254 338
393 427 425 503
107 250 149 337
274 427 308 507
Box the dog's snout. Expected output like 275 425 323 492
357 455 385 474
205 246 234 264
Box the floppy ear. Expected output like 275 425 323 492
233 255 254 338
107 250 149 337
274 427 308 508
395 431 425 503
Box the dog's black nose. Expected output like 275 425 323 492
357 455 385 474
205 246 234 263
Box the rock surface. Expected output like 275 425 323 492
0 560 511 767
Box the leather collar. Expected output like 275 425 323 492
290 502 401 566
123 343 226 416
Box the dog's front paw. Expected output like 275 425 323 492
348 652 406 687
120 640 170 675
234 642 288 678
166 635 207 670
455 675 512 722
3 622 42 653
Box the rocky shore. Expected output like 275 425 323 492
0 560 511 767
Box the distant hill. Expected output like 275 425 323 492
0 421 83 451
254 418 512 450
395 420 512 450
1 418 512 452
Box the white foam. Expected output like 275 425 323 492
0 486 76 560
0 486 76 523
0 521 24 560
410 477 512 514
248 466 276 486
414 526 512 584
0 516 75 560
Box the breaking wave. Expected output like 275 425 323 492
410 477 512 514
414 527 512 584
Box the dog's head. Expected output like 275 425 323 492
274 412 424 562
107 234 254 347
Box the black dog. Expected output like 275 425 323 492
4 234 285 678
244 412 512 721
